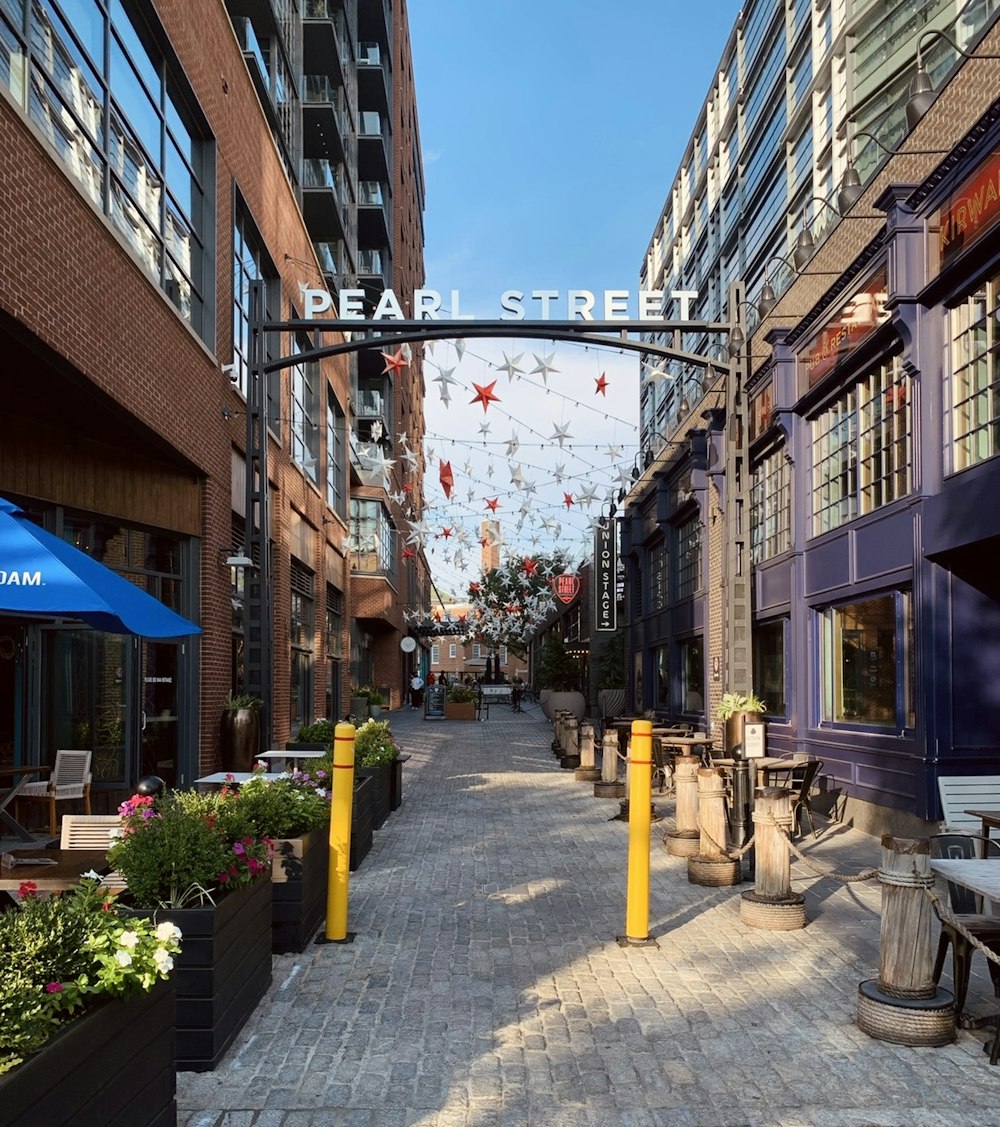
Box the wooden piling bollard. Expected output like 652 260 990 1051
594 728 624 798
560 717 581 769
665 755 701 857
575 720 601 781
552 710 566 753
856 836 955 1046
688 768 741 886
739 788 805 929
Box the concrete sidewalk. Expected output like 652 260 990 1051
178 704 1000 1126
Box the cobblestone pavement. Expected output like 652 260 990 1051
177 704 1000 1126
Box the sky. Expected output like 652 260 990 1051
406 1 743 598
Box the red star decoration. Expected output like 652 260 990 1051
441 527 453 539
595 372 609 396
380 349 407 377
470 380 501 413
522 557 538 576
402 483 413 493
485 498 500 512
433 611 442 622
468 582 481 594
458 613 467 624
402 547 415 559
564 493 575 509
439 460 454 499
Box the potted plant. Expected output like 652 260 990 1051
445 684 477 721
220 691 263 772
367 689 385 719
715 691 767 756
287 717 334 752
536 635 586 721
0 876 181 1126
595 631 627 720
230 767 332 953
107 791 273 1071
349 719 399 829
350 685 370 722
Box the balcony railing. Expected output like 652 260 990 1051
357 249 384 275
358 181 384 206
358 42 381 65
359 110 382 137
302 158 342 198
304 0 334 16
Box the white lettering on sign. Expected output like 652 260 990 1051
0 570 42 586
302 287 701 321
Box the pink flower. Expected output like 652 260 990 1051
217 870 230 884
233 841 246 855
18 881 37 898
45 982 63 993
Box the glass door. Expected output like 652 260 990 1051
140 641 179 787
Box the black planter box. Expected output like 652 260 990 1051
0 979 176 1127
351 774 373 870
389 753 410 811
271 827 329 953
126 876 272 1071
358 762 391 829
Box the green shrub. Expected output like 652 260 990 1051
294 718 335 744
446 685 477 703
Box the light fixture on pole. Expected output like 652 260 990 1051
755 253 846 321
220 548 255 569
905 28 1000 130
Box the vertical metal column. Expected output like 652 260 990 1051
725 280 754 853
244 279 274 750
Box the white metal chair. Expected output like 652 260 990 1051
16 750 92 838
60 814 126 890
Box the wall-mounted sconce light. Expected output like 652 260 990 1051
220 548 254 569
904 29 1000 130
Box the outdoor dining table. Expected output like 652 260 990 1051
964 809 1000 853
929 857 1000 910
194 771 284 788
0 848 110 893
255 748 327 772
0 765 51 843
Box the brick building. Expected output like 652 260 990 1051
0 0 426 798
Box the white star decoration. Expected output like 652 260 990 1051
529 352 559 385
496 352 524 381
548 422 573 447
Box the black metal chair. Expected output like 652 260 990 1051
769 758 823 838
928 834 1000 1022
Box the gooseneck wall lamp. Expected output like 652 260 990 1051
906 29 1000 130
837 129 950 213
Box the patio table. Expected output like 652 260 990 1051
194 771 284 787
0 848 109 892
0 765 51 842
964 809 1000 853
255 749 327 772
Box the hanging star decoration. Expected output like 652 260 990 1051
523 557 538 576
529 352 559 385
439 459 454 499
552 463 566 484
454 339 466 361
595 371 609 396
496 352 524 382
485 497 500 512
470 381 500 413
380 348 408 377
605 444 623 460
402 546 415 559
563 493 575 510
440 527 453 539
504 432 520 457
548 421 573 448
478 420 491 437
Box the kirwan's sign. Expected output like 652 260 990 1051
939 147 1000 266
802 268 888 388
302 287 700 321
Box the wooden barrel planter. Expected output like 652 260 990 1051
271 827 329 953
0 980 176 1127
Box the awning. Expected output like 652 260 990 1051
0 496 201 638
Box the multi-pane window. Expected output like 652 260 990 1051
499 645 508 666
753 619 786 719
290 561 315 732
947 271 1000 473
648 540 667 612
290 331 319 481
349 499 395 577
3 0 209 335
324 585 343 721
233 205 280 422
819 592 914 730
751 446 791 563
673 516 701 600
680 637 704 713
431 644 440 665
326 393 347 518
449 643 456 659
810 356 910 535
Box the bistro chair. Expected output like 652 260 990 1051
770 758 823 838
928 834 1000 1021
16 750 92 838
60 814 127 890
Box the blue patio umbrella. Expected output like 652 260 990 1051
0 496 201 638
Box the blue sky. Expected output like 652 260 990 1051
405 2 743 594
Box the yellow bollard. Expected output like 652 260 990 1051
319 721 356 943
621 719 656 946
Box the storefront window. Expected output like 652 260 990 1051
751 446 791 563
680 637 704 713
673 515 701 599
289 561 314 731
324 584 343 721
753 619 786 719
819 592 914 729
947 270 1000 473
810 356 910 535
655 646 669 708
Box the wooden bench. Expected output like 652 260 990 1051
937 776 1000 836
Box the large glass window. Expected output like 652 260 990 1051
232 205 280 420
4 0 210 334
810 356 910 535
290 331 319 481
947 270 1000 473
819 592 914 729
680 636 704 713
324 584 343 722
290 561 314 732
751 446 791 563
349 499 396 578
326 392 347 518
673 516 701 600
753 619 786 719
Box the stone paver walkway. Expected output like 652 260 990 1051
177 703 1000 1126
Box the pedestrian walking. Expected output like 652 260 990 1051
409 672 424 710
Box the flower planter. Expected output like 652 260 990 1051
0 979 176 1127
358 762 391 829
220 707 260 771
270 827 330 953
351 774 373 871
125 876 272 1071
540 690 586 721
350 695 370 721
389 753 410 811
445 701 476 721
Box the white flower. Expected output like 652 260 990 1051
115 949 133 967
108 827 123 839
155 921 182 943
118 930 139 949
153 948 174 972
81 869 102 881
316 789 328 799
